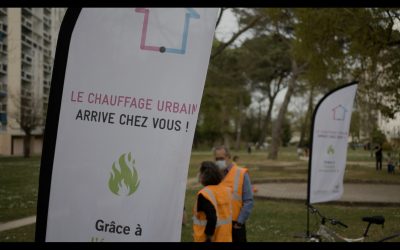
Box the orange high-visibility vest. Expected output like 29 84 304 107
193 185 233 242
220 164 248 221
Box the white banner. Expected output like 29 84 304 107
44 8 218 241
309 83 358 204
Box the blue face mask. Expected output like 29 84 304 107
215 160 226 170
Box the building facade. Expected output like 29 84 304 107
0 8 66 156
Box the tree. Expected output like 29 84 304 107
9 89 44 158
240 34 291 149
349 110 361 142
281 115 292 147
371 127 387 146
195 41 251 149
293 8 400 144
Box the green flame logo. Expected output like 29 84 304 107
108 152 140 196
327 145 335 155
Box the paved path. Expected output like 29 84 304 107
188 177 400 205
254 182 400 205
0 216 36 233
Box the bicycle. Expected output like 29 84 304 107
298 204 399 242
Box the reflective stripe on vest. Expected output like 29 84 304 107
203 187 218 213
193 187 232 226
233 168 242 201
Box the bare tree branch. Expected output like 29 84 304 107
215 8 225 29
211 15 263 59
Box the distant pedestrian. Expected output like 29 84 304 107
297 147 303 158
375 144 383 171
304 147 309 157
247 144 252 154
387 153 395 174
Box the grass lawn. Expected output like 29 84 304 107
0 156 40 222
1 147 399 242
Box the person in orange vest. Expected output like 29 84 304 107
232 155 258 194
193 161 233 242
214 146 254 242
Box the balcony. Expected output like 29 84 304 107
21 70 32 82
22 53 32 65
44 48 51 57
44 73 51 81
43 32 51 43
43 85 50 95
0 22 7 33
21 35 33 48
0 82 6 97
23 8 32 16
21 88 32 100
43 17 51 27
22 17 32 30
0 63 6 74
43 60 51 67
43 64 52 73
43 28 50 38
0 42 7 55
0 112 7 127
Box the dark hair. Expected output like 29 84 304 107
233 155 239 162
199 161 223 186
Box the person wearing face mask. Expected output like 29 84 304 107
193 161 233 242
214 146 254 242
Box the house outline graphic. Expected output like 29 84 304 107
135 8 200 55
332 104 348 121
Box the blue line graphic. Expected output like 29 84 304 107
164 8 200 55
136 8 200 55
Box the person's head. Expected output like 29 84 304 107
213 145 231 170
198 161 223 186
233 155 239 162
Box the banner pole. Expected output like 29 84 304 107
306 86 317 238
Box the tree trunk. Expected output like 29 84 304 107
268 60 299 160
223 133 231 150
257 95 276 148
23 133 31 158
220 105 231 149
298 85 314 147
235 96 243 150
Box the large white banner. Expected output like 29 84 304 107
309 83 358 204
44 8 218 241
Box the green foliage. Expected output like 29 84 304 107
350 110 361 140
371 127 387 145
195 44 252 146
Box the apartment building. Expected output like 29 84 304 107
0 8 66 156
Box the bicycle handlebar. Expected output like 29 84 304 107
308 205 348 228
333 219 348 228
